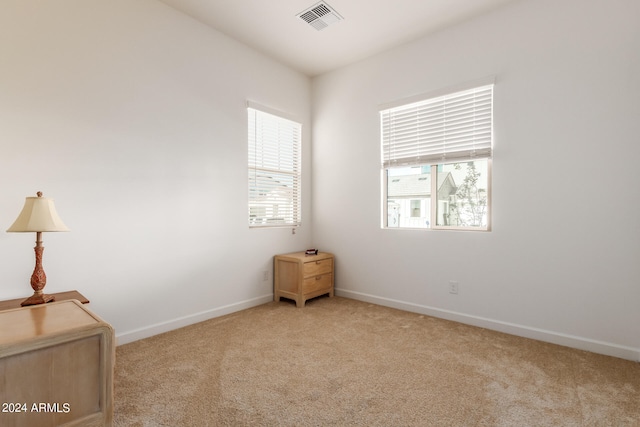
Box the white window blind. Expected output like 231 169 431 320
248 107 301 227
381 84 493 168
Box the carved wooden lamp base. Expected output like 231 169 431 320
21 291 56 307
21 235 54 307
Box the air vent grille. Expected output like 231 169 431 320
296 1 343 31
312 4 331 17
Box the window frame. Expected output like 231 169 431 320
380 79 494 232
247 102 302 228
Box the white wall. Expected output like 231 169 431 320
0 0 312 343
311 0 640 360
1 0 638 361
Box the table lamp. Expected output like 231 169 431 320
6 191 69 306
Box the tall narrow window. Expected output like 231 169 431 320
248 106 302 227
381 81 493 231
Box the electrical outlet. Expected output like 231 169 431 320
262 270 269 281
448 281 459 294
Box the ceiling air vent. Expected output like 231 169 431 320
297 1 343 31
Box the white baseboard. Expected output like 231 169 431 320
336 288 640 362
115 294 273 346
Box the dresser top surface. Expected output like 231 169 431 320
275 251 334 262
0 300 106 345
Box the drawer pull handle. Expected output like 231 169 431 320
316 276 321 280
316 261 321 264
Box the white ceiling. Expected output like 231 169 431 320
157 0 518 77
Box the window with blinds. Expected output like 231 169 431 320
381 84 493 167
248 106 302 227
380 82 493 231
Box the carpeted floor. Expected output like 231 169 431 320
114 296 640 426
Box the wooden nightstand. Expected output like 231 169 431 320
274 251 334 307
0 300 114 426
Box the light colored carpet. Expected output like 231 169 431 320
114 296 640 426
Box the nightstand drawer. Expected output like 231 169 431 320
303 273 332 294
303 258 333 277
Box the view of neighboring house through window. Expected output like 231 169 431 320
248 105 301 227
381 81 493 230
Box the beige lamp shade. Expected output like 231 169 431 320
6 193 70 233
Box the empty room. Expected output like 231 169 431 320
0 0 638 425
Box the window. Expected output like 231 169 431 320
381 82 493 231
410 200 421 217
248 105 302 227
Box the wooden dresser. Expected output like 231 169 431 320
0 300 115 427
274 251 334 307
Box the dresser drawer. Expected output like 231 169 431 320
302 273 333 294
303 258 333 277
